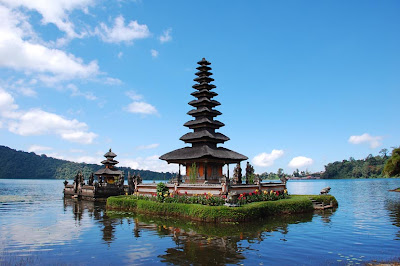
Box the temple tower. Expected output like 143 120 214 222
95 149 123 184
160 58 247 183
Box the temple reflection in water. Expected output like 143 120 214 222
63 199 335 265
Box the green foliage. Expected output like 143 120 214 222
384 147 400 177
189 162 198 184
0 145 174 180
322 152 389 179
156 182 169 202
106 195 328 222
237 189 289 205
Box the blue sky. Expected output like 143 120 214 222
0 0 399 175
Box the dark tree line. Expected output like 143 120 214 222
0 145 174 180
322 149 390 179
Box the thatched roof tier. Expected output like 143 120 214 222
197 58 211 65
101 159 119 165
160 146 247 164
192 83 216 90
196 65 211 71
195 70 213 77
194 76 214 83
188 98 220 108
104 149 117 158
180 130 229 144
94 168 123 176
191 89 218 98
187 107 221 117
184 118 224 129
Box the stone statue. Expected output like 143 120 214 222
118 173 124 190
128 172 134 195
245 162 255 184
320 187 331 195
233 163 242 184
63 180 68 187
88 173 94 186
280 175 288 184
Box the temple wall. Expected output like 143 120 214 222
135 182 286 197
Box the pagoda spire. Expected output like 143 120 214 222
180 58 229 147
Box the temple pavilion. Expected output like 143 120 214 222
95 149 123 184
160 58 247 183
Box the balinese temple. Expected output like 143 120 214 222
160 58 248 183
95 149 123 184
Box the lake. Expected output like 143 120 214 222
0 178 399 265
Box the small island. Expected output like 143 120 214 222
105 58 338 222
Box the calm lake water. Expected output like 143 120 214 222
0 178 399 265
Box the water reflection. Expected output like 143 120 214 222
63 199 118 243
108 209 336 265
386 199 400 240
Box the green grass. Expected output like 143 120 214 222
107 194 338 222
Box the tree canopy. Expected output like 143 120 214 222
383 147 400 177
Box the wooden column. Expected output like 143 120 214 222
204 163 208 180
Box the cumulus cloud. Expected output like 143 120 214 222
95 15 150 44
0 0 94 39
120 155 177 173
288 156 313 168
125 91 158 115
0 5 99 81
159 28 172 43
252 149 284 167
150 49 159 58
28 145 52 153
0 88 97 144
126 101 158 115
136 143 159 150
348 133 382 149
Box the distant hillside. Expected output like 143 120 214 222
0 145 174 180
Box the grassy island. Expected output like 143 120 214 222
106 195 338 223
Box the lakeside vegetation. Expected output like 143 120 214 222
0 145 174 180
106 195 338 222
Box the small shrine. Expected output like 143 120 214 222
95 149 123 184
63 149 125 200
160 58 248 183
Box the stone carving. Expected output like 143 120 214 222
128 172 134 195
233 163 242 184
245 162 254 184
88 173 94 186
280 175 288 184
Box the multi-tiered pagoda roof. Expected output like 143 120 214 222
160 58 247 165
95 149 123 176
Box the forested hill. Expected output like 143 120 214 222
0 145 174 180
322 153 389 179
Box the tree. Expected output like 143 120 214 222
384 147 400 177
380 148 389 159
277 168 284 177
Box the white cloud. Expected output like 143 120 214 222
126 101 158 115
150 49 159 58
348 133 382 149
118 51 123 58
95 15 150 44
120 155 177 173
0 0 94 39
288 156 313 168
159 28 172 43
0 88 97 144
136 143 159 150
28 145 52 153
126 91 143 101
252 149 284 167
67 84 97 101
0 5 99 81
